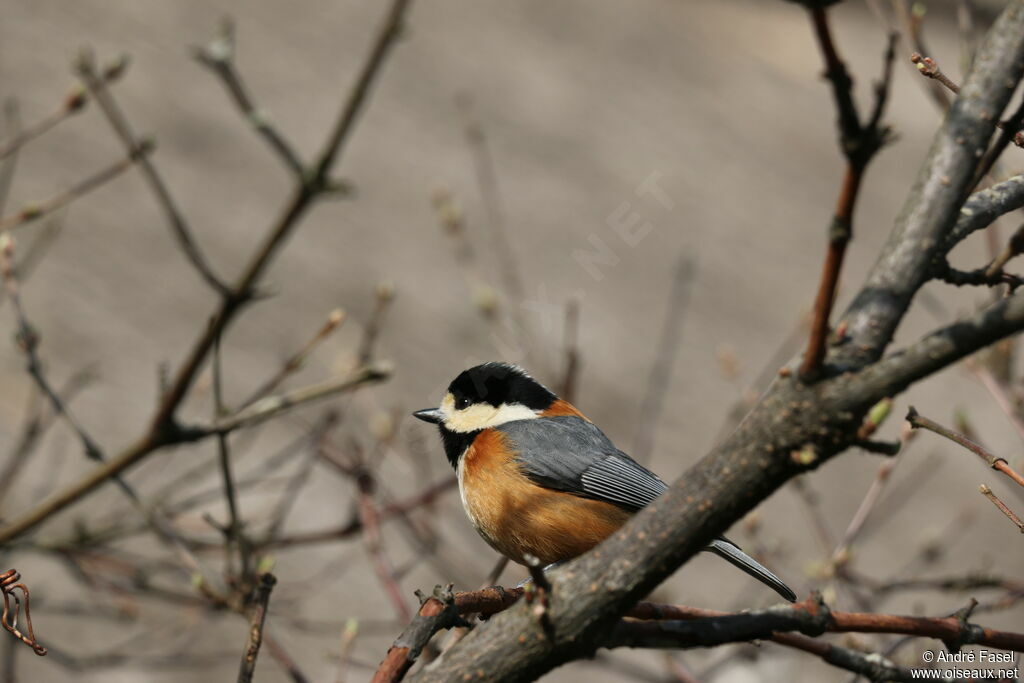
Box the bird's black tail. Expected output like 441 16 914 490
706 537 797 602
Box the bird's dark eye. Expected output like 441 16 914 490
455 396 471 410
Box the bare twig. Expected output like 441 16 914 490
0 101 20 216
75 50 231 296
239 308 346 409
458 97 526 316
212 322 251 581
212 364 391 435
906 406 1024 489
0 365 95 509
0 569 46 656
194 18 306 176
985 222 1024 278
800 17 895 380
910 52 961 95
558 299 581 403
979 484 1024 532
237 572 277 683
0 57 129 161
0 143 152 232
357 284 395 366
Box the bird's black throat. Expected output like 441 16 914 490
439 425 478 469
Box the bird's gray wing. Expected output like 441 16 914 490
496 416 667 511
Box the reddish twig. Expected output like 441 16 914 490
355 459 412 621
907 406 1024 489
800 15 895 380
379 586 1024 682
0 569 46 656
371 585 463 683
910 52 961 95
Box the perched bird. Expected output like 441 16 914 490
413 362 796 602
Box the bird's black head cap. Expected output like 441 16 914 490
448 362 556 411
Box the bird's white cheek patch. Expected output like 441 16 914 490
445 402 539 433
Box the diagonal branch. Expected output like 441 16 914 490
194 18 306 177
75 51 232 297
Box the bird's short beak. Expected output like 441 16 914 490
413 408 444 424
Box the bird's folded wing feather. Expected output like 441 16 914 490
496 416 668 510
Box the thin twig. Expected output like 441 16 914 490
357 284 395 366
800 17 895 380
979 484 1024 532
194 18 306 176
558 299 581 403
237 572 277 683
458 96 527 320
0 101 20 217
0 56 129 161
0 569 46 656
239 308 346 409
907 406 1024 488
212 321 251 581
211 365 391 435
0 144 152 232
75 50 231 296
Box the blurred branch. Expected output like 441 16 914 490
75 50 231 296
0 101 20 216
0 365 95 510
357 284 395 366
194 17 306 177
210 364 391 435
237 572 277 683
558 299 581 403
632 255 695 462
0 143 152 232
239 308 346 409
0 57 129 161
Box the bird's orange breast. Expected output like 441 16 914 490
459 428 631 566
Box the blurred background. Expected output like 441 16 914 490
1 0 1022 681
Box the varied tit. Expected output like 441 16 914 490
413 362 796 602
